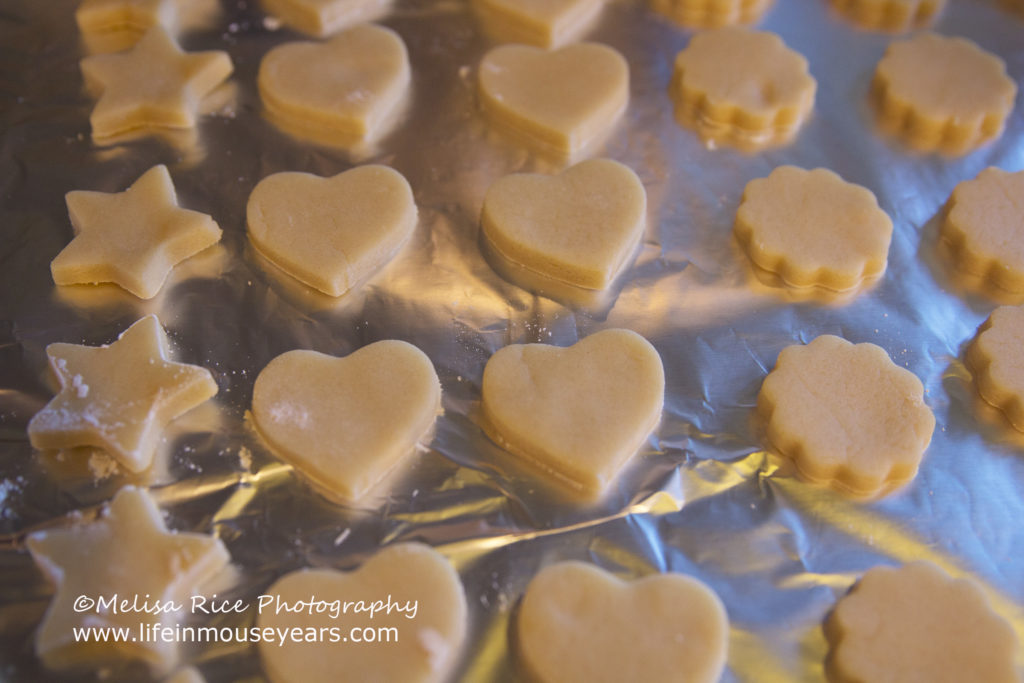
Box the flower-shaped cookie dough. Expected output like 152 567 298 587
671 28 816 151
735 167 892 291
871 34 1017 155
942 168 1024 295
758 335 935 498
651 0 772 29
260 0 391 37
967 305 1024 432
472 0 605 48
826 562 1019 683
829 0 945 32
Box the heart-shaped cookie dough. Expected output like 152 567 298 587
258 543 467 683
517 562 729 683
478 42 629 159
258 23 409 145
482 158 646 289
481 328 664 497
246 165 416 297
251 341 441 503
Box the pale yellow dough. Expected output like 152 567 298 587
52 164 223 299
826 562 1019 683
260 0 391 37
651 0 772 29
482 158 646 290
517 562 728 683
481 329 664 497
758 335 935 498
942 167 1024 294
671 28 816 151
734 166 892 291
258 24 410 147
967 305 1024 432
251 341 441 504
829 0 945 31
246 165 417 297
258 543 467 683
27 315 218 473
472 0 605 48
478 42 629 160
79 26 232 138
26 486 229 674
871 33 1017 155
76 0 178 43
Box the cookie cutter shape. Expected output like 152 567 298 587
826 562 1019 683
79 25 232 139
76 0 178 42
251 341 441 505
258 543 466 683
26 486 230 673
651 0 772 29
258 24 410 148
246 165 417 297
829 0 945 32
942 167 1024 295
260 0 391 37
27 315 218 473
517 562 728 683
481 158 647 290
52 164 223 299
472 0 606 48
671 28 816 151
758 335 935 498
481 329 664 498
478 42 629 160
734 166 892 291
967 305 1024 433
871 33 1017 155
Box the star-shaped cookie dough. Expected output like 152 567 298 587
26 486 230 673
51 164 222 299
27 315 218 473
79 25 232 138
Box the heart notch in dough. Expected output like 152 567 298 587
251 341 441 504
246 165 417 297
481 329 664 498
517 562 729 683
482 158 647 290
478 42 629 160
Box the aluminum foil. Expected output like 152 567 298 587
2 0 1024 680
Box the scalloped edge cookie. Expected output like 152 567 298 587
829 0 945 32
966 305 1024 432
651 0 772 28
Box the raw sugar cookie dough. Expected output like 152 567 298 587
517 562 728 683
481 329 664 498
826 562 1019 683
76 0 179 49
79 26 232 138
478 42 629 160
651 0 772 29
52 164 223 299
246 165 417 297
258 23 410 147
258 543 467 683
27 315 218 473
758 335 935 498
471 0 606 48
260 0 392 37
871 33 1016 155
734 166 892 292
942 167 1024 295
26 486 229 673
671 28 816 151
481 158 647 290
829 0 945 31
967 305 1024 432
251 341 441 504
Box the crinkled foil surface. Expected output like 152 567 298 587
2 0 1024 680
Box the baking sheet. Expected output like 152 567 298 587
1 0 1023 680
